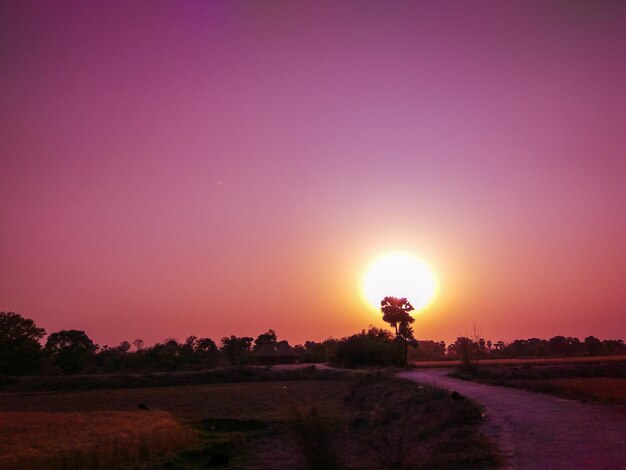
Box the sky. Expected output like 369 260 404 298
1 1 625 347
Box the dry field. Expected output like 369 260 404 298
516 377 626 404
0 380 349 421
0 410 194 469
412 354 626 368
450 357 626 415
0 380 350 469
0 377 501 469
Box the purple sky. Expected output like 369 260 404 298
1 1 625 346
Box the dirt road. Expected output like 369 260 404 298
398 369 626 470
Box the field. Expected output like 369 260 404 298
510 378 626 407
0 372 502 469
0 380 348 421
0 410 194 469
449 357 626 412
411 354 626 368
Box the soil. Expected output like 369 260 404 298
398 369 626 470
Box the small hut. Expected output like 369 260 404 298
254 341 298 365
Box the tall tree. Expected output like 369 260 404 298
220 335 253 366
180 336 219 367
194 337 219 367
380 297 417 366
253 329 278 351
45 329 97 373
0 311 46 375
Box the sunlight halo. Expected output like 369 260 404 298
362 252 438 312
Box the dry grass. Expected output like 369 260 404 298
412 354 626 368
0 380 349 421
0 378 502 469
0 410 195 469
519 377 626 403
339 378 502 469
0 381 353 469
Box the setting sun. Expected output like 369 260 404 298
362 252 438 312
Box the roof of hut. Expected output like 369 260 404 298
254 341 297 357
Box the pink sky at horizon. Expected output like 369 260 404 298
1 1 625 347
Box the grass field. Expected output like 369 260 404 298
412 354 626 368
511 377 626 406
449 357 626 413
0 380 349 421
0 410 194 469
0 374 502 469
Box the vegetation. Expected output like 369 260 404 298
253 329 278 351
450 361 626 409
381 296 418 366
444 335 626 360
0 311 46 375
220 335 254 366
292 376 502 469
517 378 626 407
0 365 352 393
0 410 195 469
45 329 97 373
0 371 501 469
1 311 624 377
333 327 399 368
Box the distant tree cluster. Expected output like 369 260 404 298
444 335 626 360
0 311 45 375
0 312 296 375
1 311 625 376
327 296 421 368
333 326 399 367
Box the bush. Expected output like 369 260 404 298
333 332 399 368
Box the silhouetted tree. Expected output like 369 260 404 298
45 329 97 373
501 338 550 357
149 339 183 370
95 341 131 372
0 311 46 375
365 325 394 342
181 336 219 367
478 338 486 355
220 335 253 366
195 337 219 366
300 339 337 363
253 329 278 351
548 335 567 355
603 339 626 354
334 327 398 367
380 297 417 366
584 336 603 356
408 340 446 361
452 337 480 373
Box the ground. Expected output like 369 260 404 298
399 368 626 470
0 372 501 469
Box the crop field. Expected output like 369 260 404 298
0 410 194 469
0 375 501 469
450 356 626 414
412 354 626 368
0 380 349 421
514 377 626 405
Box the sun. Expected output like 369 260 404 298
362 252 438 311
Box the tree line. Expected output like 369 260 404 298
1 310 624 375
0 312 292 375
441 335 626 360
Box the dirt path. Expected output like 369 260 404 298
398 369 626 470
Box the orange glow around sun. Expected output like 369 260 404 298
362 252 438 312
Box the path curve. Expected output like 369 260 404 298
398 369 626 470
